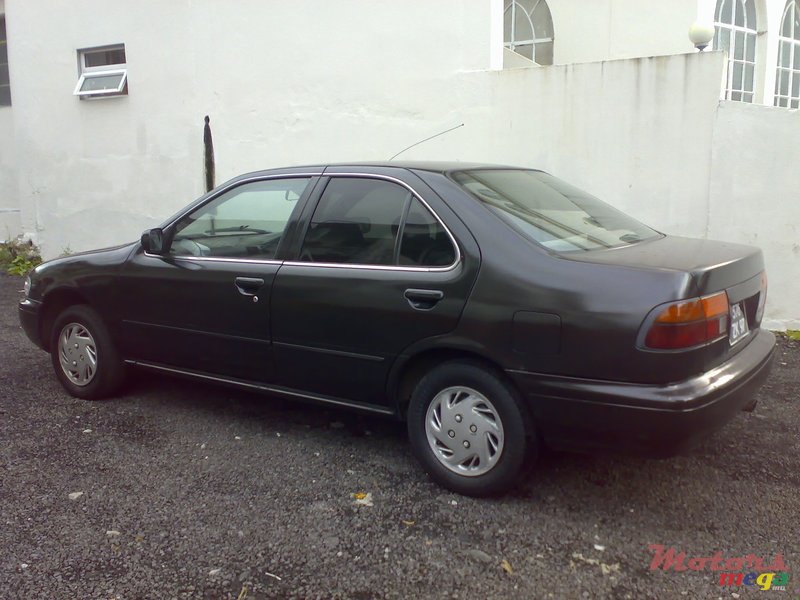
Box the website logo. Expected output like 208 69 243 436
647 544 790 591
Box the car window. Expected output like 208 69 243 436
300 178 411 265
170 178 310 259
399 198 456 267
452 169 660 252
300 177 457 267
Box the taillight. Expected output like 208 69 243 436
643 291 729 350
755 272 767 323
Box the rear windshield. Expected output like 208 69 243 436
451 169 661 252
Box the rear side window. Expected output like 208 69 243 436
452 169 660 252
399 198 457 267
300 177 456 267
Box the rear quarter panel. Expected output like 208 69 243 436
418 171 712 385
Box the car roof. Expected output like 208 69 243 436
325 161 522 173
237 161 533 178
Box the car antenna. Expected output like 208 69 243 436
388 123 464 161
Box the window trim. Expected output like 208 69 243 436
503 0 554 65
0 14 11 107
74 44 128 98
73 68 127 97
775 0 800 108
285 173 461 273
145 172 461 272
714 0 758 102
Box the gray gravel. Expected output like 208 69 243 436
1 273 798 599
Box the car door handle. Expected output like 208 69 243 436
235 277 265 296
404 288 444 311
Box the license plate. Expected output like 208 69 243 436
729 302 749 345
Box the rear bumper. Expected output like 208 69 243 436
507 329 776 456
18 298 46 351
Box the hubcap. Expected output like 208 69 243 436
58 323 98 386
425 386 505 477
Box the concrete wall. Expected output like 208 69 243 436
549 0 701 65
410 52 728 241
708 102 800 330
5 0 493 256
0 107 20 240
0 0 20 240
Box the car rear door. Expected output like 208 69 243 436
269 167 478 409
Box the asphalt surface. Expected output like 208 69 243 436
1 272 798 600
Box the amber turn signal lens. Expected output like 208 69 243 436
644 291 729 350
654 291 728 323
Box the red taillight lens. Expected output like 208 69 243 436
643 291 729 350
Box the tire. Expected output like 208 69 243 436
49 305 125 400
407 359 536 497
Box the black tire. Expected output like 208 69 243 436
407 359 536 497
49 305 125 400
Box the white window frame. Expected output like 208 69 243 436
503 0 554 65
775 0 800 108
714 0 758 102
73 44 127 98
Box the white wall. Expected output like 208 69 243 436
6 0 493 256
0 108 20 240
548 0 701 65
0 0 20 240
708 102 800 330
409 52 728 241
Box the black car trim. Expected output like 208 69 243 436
125 360 395 415
122 320 271 345
143 252 284 265
273 341 385 362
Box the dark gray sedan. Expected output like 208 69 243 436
18 163 775 495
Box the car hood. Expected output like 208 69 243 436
561 235 764 295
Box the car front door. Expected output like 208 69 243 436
116 174 319 382
270 169 478 409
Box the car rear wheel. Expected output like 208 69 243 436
407 360 535 496
50 305 125 400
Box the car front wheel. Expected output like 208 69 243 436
407 360 535 496
50 305 125 400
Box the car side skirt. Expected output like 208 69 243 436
125 360 396 416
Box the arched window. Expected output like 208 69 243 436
503 0 554 65
714 0 758 102
775 0 800 108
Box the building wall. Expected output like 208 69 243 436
708 102 800 330
411 52 727 240
0 0 20 239
0 107 20 239
549 0 701 65
5 0 493 255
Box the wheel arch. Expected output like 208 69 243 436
40 288 92 352
390 346 520 420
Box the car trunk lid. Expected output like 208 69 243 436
563 235 767 365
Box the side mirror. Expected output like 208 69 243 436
141 228 166 254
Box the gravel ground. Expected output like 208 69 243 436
1 272 798 600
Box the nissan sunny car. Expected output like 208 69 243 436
19 163 775 495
